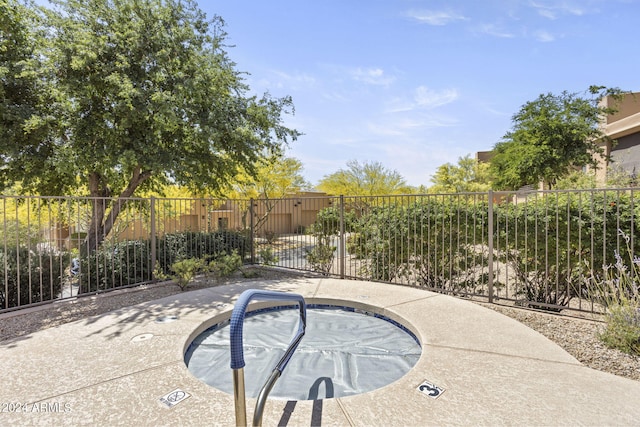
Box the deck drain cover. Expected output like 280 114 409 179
155 315 178 324
131 333 154 343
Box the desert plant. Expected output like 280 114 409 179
258 247 279 265
155 230 248 275
495 190 640 310
350 197 488 293
209 250 243 278
585 231 640 355
153 261 168 281
171 258 205 291
305 242 336 275
600 303 640 354
305 207 346 275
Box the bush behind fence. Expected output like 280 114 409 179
1 189 638 313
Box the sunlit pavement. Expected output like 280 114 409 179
2 278 640 426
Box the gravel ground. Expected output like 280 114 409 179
1 267 638 382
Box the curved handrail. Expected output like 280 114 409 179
229 289 307 427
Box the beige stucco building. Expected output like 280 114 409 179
592 92 640 184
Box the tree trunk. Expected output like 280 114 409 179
82 167 152 255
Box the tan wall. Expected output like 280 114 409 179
266 213 292 234
253 194 331 235
595 92 640 184
54 194 331 245
606 92 640 123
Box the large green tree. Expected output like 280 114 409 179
317 159 412 196
489 86 625 190
0 0 299 252
0 0 54 189
429 154 492 193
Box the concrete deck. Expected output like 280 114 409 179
1 277 640 426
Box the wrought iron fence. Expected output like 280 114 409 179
257 189 639 314
1 189 638 314
0 195 248 312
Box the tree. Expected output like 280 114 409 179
0 0 54 190
317 160 412 196
0 0 299 253
223 154 311 230
489 86 626 190
429 155 492 193
224 155 310 200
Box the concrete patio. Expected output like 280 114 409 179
1 277 639 426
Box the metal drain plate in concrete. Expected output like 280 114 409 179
131 333 154 343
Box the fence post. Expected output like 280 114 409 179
249 198 255 264
150 196 156 280
339 195 345 279
487 190 494 304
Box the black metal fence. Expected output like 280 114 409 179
2 188 638 314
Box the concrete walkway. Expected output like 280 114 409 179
1 278 639 426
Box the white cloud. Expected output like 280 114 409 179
406 9 468 26
366 114 458 139
265 70 317 90
349 67 395 86
386 87 460 113
529 1 587 19
478 23 515 38
533 29 555 42
414 86 459 108
385 96 414 113
321 91 350 102
366 122 406 137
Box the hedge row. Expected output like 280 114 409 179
1 230 248 308
80 230 249 293
344 192 640 309
0 247 67 310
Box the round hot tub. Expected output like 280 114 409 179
184 303 422 400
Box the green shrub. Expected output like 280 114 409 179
209 250 243 278
600 304 640 355
345 233 367 259
171 258 205 291
73 230 248 293
258 247 279 266
156 230 248 275
305 207 348 276
307 207 357 236
0 246 67 309
305 243 336 275
351 198 488 293
495 191 640 310
585 231 640 354
78 240 152 293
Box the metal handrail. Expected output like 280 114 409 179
229 289 307 427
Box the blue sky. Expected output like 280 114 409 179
205 0 639 187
